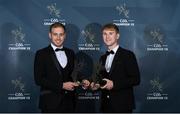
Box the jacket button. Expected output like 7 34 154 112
107 95 110 99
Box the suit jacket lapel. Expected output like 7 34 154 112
100 54 107 66
64 48 70 65
109 47 121 76
48 45 63 76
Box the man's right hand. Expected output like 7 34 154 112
81 79 90 89
63 82 79 91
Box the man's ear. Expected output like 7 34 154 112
117 33 120 39
49 32 51 39
64 33 66 39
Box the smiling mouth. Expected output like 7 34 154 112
56 40 62 43
106 40 111 42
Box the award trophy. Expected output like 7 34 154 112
71 60 85 87
92 62 107 87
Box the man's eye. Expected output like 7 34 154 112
109 33 114 35
103 33 107 35
53 33 58 36
52 33 64 36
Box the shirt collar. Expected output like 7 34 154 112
51 43 63 51
108 45 119 54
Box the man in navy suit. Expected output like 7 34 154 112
34 22 78 112
91 23 140 112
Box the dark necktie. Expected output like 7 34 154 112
106 50 114 56
55 48 65 52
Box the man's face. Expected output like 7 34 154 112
49 27 66 47
102 28 119 47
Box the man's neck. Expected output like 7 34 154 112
107 43 118 51
51 43 63 51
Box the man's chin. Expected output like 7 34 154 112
106 44 112 47
54 43 62 47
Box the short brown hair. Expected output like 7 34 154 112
49 22 66 33
102 23 119 33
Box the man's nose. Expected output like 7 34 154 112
106 35 110 39
57 34 62 38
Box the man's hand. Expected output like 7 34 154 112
81 79 90 89
100 78 113 90
90 82 100 91
63 82 79 91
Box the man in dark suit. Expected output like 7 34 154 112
34 22 78 112
91 23 140 112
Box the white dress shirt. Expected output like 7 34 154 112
51 43 67 68
105 45 119 72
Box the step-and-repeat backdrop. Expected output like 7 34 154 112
0 0 180 112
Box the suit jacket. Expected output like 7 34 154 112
34 45 75 110
100 46 140 112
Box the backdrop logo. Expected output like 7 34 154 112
78 92 99 100
11 77 25 92
11 27 25 43
78 23 101 51
116 3 129 18
150 77 163 92
44 3 65 26
113 3 135 26
79 29 100 51
150 28 164 44
8 26 31 51
144 25 168 51
8 77 31 100
147 76 168 100
47 3 61 18
81 29 96 43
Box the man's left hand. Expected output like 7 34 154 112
100 78 113 90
